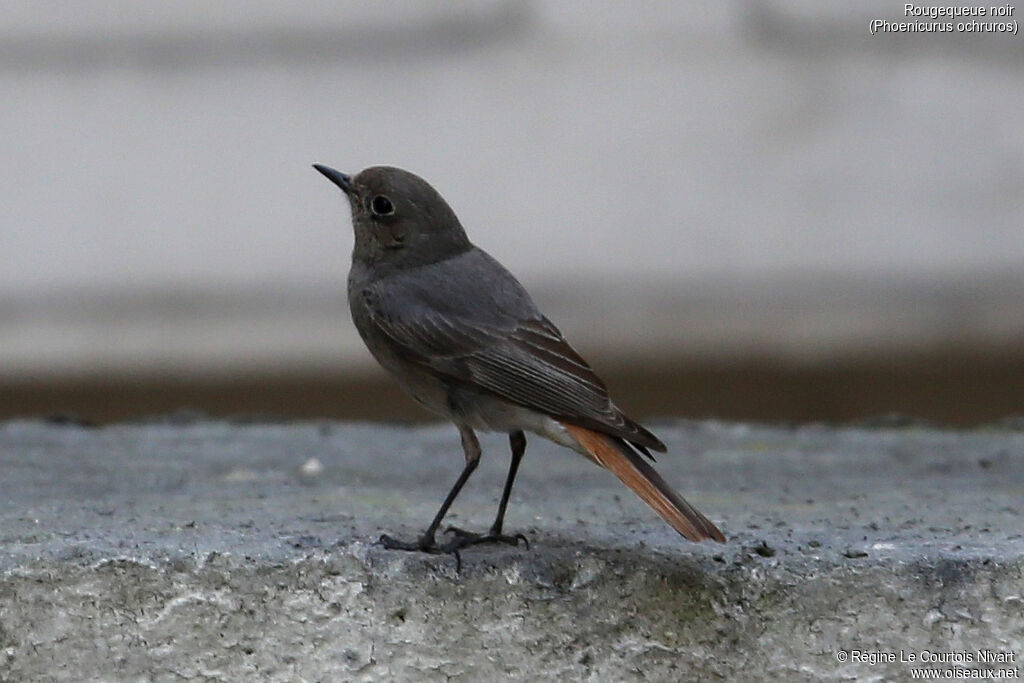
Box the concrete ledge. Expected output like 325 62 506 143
1 420 1022 680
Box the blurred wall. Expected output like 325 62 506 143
2 1 1023 423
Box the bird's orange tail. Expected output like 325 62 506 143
562 423 725 543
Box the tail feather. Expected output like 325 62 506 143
562 423 726 543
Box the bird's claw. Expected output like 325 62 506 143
377 532 467 571
377 533 439 552
376 527 529 573
443 525 530 550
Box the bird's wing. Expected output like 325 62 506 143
360 255 665 453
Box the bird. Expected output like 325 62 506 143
314 164 725 557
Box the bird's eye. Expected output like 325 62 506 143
369 195 395 216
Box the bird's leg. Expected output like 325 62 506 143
490 430 527 536
444 430 529 550
379 426 481 553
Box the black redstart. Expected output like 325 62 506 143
314 164 725 556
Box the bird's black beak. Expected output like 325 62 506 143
313 164 353 195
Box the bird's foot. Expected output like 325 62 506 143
378 532 474 572
443 525 530 550
378 533 442 553
376 527 528 572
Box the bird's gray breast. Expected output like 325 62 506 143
347 261 455 416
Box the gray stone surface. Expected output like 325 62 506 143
1 419 1022 681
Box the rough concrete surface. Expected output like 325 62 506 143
1 419 1022 681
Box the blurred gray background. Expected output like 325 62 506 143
2 1 1023 424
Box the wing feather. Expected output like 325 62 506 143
362 260 665 452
